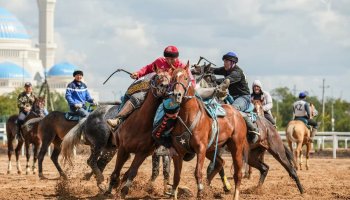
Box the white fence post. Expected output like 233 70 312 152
333 132 337 159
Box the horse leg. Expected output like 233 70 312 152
296 142 303 170
306 142 311 170
7 138 14 174
194 146 206 199
51 138 66 179
97 147 117 173
87 146 105 191
25 142 30 175
171 154 184 200
226 140 244 200
15 139 24 174
267 143 304 194
105 147 129 195
38 128 56 179
120 152 149 198
32 143 39 175
247 147 269 189
206 151 231 192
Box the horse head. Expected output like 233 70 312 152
32 96 46 117
150 64 172 98
252 99 264 117
170 61 192 104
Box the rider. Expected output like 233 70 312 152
65 70 97 117
16 82 36 139
107 45 195 129
293 92 318 141
250 80 276 125
210 51 260 143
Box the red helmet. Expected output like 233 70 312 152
164 45 179 58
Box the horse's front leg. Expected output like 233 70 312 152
25 141 31 175
195 145 206 199
171 153 184 200
15 139 24 174
296 143 303 170
120 152 149 198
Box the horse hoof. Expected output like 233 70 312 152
7 170 11 175
98 183 107 192
83 173 92 181
121 186 129 198
61 174 68 180
17 170 22 175
39 174 47 180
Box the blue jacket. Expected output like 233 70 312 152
65 80 93 110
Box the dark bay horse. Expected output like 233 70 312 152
6 97 46 174
286 103 316 170
104 70 171 198
61 104 119 190
169 67 247 200
248 99 304 193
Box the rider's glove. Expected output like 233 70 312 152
74 103 83 109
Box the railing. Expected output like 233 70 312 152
278 131 350 158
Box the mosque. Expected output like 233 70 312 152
0 0 98 98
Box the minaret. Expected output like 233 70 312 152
37 0 56 70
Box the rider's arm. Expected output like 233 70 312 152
304 103 311 119
17 93 26 111
136 58 161 78
65 83 77 106
262 92 273 111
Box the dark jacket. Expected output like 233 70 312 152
213 65 250 97
17 92 36 112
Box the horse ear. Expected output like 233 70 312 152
184 61 190 71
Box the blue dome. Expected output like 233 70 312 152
0 62 31 79
48 62 79 77
0 7 30 39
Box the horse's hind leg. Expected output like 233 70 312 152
226 140 244 200
51 137 66 179
32 142 40 174
97 147 117 173
306 142 311 170
247 147 269 189
106 147 130 195
15 138 24 174
7 138 14 174
268 142 304 194
206 151 231 192
87 146 105 190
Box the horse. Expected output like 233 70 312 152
6 97 46 175
285 103 316 170
248 99 304 193
61 104 120 190
103 69 172 198
169 66 247 200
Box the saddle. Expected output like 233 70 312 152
64 112 82 121
295 117 311 129
202 97 226 118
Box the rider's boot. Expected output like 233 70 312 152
309 128 317 142
107 100 135 128
243 116 260 144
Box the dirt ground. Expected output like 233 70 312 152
0 146 349 200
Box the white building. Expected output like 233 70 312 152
0 3 99 100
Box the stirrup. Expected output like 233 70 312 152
249 130 260 135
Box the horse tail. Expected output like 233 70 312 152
286 124 297 143
61 118 87 166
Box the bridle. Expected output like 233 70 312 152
170 69 195 101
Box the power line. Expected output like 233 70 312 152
320 78 330 131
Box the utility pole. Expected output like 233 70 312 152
321 78 330 132
292 85 297 97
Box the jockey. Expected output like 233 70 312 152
16 82 36 139
210 51 260 143
65 70 97 117
250 80 276 125
107 45 196 129
293 92 318 141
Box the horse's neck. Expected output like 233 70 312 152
177 86 201 122
138 90 162 117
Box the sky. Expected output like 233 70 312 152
1 0 349 102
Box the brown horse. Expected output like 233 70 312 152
37 110 81 179
286 103 316 170
248 99 304 193
169 66 246 200
6 97 45 174
104 70 172 198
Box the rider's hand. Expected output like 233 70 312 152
92 100 98 106
216 88 228 99
74 103 83 109
24 106 31 112
130 72 138 79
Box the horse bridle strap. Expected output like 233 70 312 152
177 109 202 136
